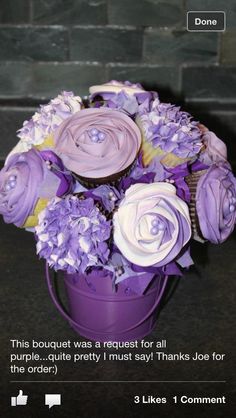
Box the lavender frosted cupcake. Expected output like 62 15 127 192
54 107 141 187
0 149 72 228
186 162 236 243
136 99 203 168
6 91 82 163
36 195 111 273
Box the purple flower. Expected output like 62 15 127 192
40 150 74 196
0 149 66 227
138 99 202 159
85 185 121 212
104 250 155 294
165 162 191 202
35 196 112 273
129 153 170 182
196 162 236 243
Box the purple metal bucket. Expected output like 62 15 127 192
46 264 168 342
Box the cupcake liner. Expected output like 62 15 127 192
185 170 207 242
72 160 136 189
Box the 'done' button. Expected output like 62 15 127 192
187 11 226 32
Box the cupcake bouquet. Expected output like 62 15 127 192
1 82 236 340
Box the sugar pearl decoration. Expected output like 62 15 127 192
89 128 106 143
150 217 165 235
151 218 158 227
91 128 98 136
91 135 99 143
158 222 165 230
98 132 105 141
9 180 16 188
5 174 17 191
150 226 159 235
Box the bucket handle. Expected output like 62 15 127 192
45 263 168 336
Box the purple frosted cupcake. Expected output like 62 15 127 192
89 80 146 98
137 99 203 168
187 162 236 243
0 149 72 228
54 107 141 187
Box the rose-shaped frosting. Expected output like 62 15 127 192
196 163 236 244
113 182 191 267
0 150 47 226
89 80 145 97
199 131 227 165
54 108 141 179
0 149 70 227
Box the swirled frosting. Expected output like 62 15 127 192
196 163 236 243
54 108 141 179
113 182 191 267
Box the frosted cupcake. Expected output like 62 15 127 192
89 80 157 117
89 80 146 97
54 107 141 187
6 91 82 164
198 130 227 165
113 182 191 267
136 99 203 168
186 162 236 243
0 149 72 228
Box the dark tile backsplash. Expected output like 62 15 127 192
182 66 236 102
108 0 184 28
0 0 235 165
0 0 30 24
0 26 69 61
143 30 218 64
32 0 108 25
70 27 143 62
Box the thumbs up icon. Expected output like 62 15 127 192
11 390 28 406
